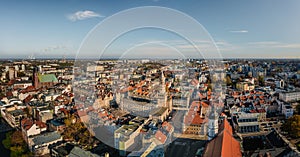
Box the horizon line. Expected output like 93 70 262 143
0 57 299 61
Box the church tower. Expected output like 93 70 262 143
161 70 166 93
207 101 219 140
33 66 39 88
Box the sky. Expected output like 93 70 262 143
0 0 300 59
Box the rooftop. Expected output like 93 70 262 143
50 119 65 126
69 146 100 157
150 107 168 117
21 118 47 130
203 119 242 157
38 74 58 83
32 131 61 146
8 109 25 116
115 124 139 137
237 121 259 127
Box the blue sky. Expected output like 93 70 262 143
0 0 300 59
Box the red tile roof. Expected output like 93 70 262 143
21 118 47 131
219 119 233 135
77 110 87 117
7 80 15 86
35 120 47 128
221 130 242 157
162 121 173 133
155 130 167 144
6 91 13 97
249 109 257 113
58 108 69 115
203 119 242 157
20 86 37 94
257 108 266 113
184 101 209 125
21 118 33 130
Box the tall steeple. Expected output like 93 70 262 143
33 66 39 88
207 100 219 140
161 70 166 93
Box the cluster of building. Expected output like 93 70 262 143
0 59 299 157
0 60 106 156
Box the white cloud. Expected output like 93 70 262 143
275 43 300 48
42 45 66 52
38 43 74 54
247 41 279 45
229 30 248 33
140 39 238 53
247 41 300 48
67 10 104 21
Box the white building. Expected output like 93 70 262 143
15 65 19 71
21 118 47 142
28 132 62 156
236 112 259 133
207 106 219 140
9 68 15 80
21 64 26 71
281 104 294 119
114 118 148 156
5 66 9 72
279 91 300 102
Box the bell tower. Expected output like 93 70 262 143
33 66 39 88
161 70 166 93
207 101 218 140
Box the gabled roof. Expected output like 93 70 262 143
21 118 47 131
219 119 233 135
20 86 36 94
24 95 34 103
21 118 34 130
162 121 173 133
36 120 47 128
184 101 209 125
203 119 242 157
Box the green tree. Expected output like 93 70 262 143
2 132 12 149
11 131 24 146
258 75 265 86
282 115 300 138
225 75 232 86
62 115 95 147
296 103 300 115
64 117 72 127
2 131 32 157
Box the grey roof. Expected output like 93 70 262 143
50 119 65 126
238 121 259 127
0 101 6 106
32 131 62 145
8 109 25 116
69 146 100 157
150 107 168 116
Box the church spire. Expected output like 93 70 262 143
207 100 219 140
